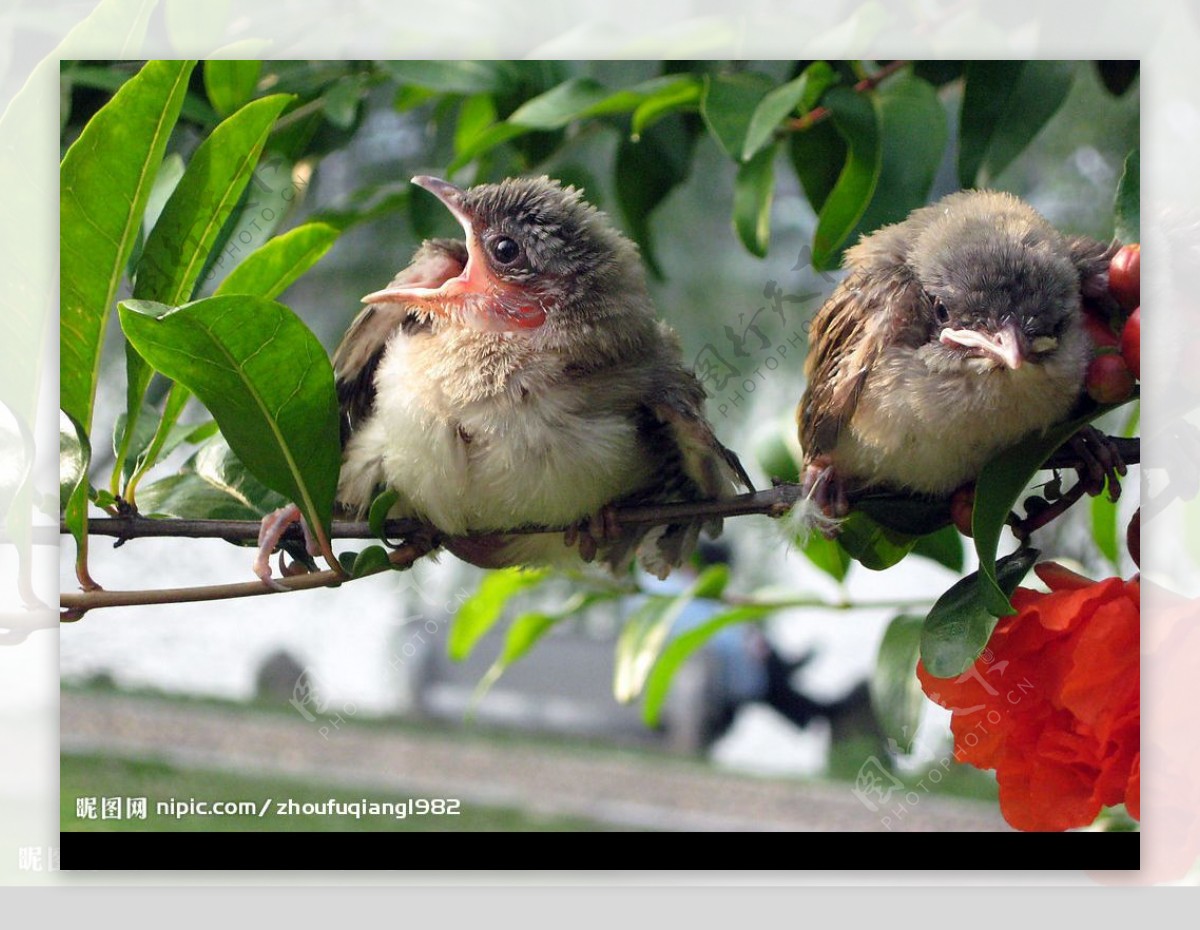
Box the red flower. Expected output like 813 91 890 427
918 563 1140 831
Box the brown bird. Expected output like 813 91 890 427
255 175 751 584
797 189 1119 520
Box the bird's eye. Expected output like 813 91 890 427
490 237 521 266
933 298 950 325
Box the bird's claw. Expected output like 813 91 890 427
564 506 622 562
254 503 318 589
801 461 849 536
1068 425 1127 501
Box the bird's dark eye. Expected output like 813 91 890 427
933 297 950 325
490 237 521 266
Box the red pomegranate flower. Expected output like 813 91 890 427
918 563 1140 831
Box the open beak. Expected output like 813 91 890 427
360 176 487 306
939 321 1025 370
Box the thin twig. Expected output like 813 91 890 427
59 540 432 618
781 59 909 135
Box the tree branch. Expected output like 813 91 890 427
59 434 1139 617
66 435 1139 545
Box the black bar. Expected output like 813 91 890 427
61 830 1140 872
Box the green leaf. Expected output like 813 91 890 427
631 78 701 139
118 296 341 549
446 121 531 173
958 61 1076 188
508 77 611 129
60 59 196 432
127 153 186 277
368 488 401 540
837 511 916 571
741 62 836 161
454 94 498 155
613 565 728 703
801 532 852 582
789 120 846 214
1114 148 1140 244
732 143 777 257
700 72 775 161
972 401 1126 615
215 223 340 299
448 568 551 661
753 425 800 485
910 525 965 573
641 605 769 727
135 94 294 305
920 547 1039 678
379 60 517 95
870 613 926 753
844 75 947 244
204 60 263 116
118 94 294 490
137 434 287 520
321 75 365 130
60 411 90 523
856 494 952 537
346 544 392 579
1091 491 1119 567
614 115 696 277
509 75 700 132
811 86 881 271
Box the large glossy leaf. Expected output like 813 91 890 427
214 222 340 299
60 59 195 432
448 567 551 661
958 61 1075 187
836 510 916 571
910 525 965 573
972 402 1126 616
613 565 728 704
920 547 1039 678
801 532 852 583
789 120 846 215
870 613 926 754
732 143 777 257
700 72 774 161
631 78 702 138
811 86 881 271
1114 148 1140 244
204 60 263 116
380 60 517 95
741 62 837 161
134 94 294 306
118 94 294 491
614 114 696 277
845 75 946 244
509 74 698 131
118 296 341 549
641 605 769 727
137 434 288 521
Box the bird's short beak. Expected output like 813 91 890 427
939 321 1025 370
360 176 487 307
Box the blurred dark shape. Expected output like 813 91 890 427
669 538 884 756
255 649 306 704
1096 61 1139 97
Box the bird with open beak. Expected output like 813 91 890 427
798 189 1121 519
254 175 751 584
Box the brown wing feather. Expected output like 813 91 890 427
333 239 466 446
798 262 928 461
